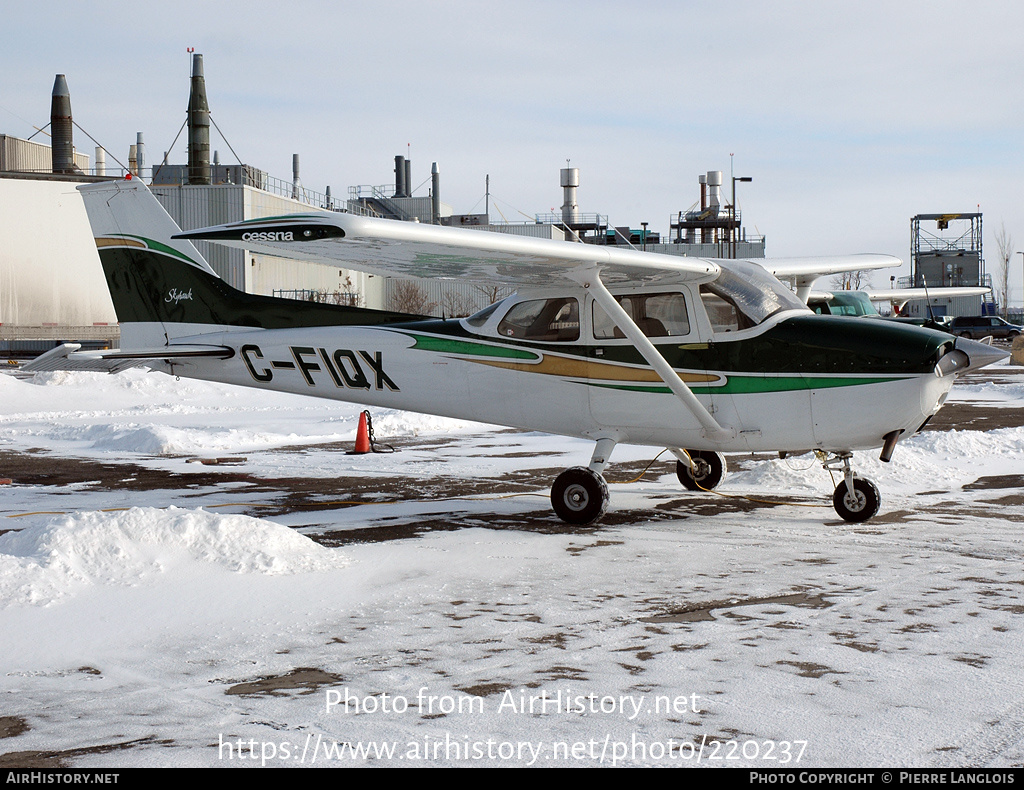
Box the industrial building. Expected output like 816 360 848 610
898 213 993 318
1 56 770 351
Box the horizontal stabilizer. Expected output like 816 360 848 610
24 343 233 374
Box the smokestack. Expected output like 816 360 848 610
128 144 138 176
292 153 301 200
404 158 412 197
187 53 211 185
707 170 723 213
395 155 407 198
50 74 76 174
95 146 106 177
560 167 579 228
430 162 440 225
135 132 145 179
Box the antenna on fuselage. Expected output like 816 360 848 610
922 276 936 323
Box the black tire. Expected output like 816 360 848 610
676 451 727 491
551 467 609 524
832 477 881 522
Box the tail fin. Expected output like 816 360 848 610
79 179 413 350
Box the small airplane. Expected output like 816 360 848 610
26 178 1008 524
806 288 991 318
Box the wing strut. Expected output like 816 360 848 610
576 270 735 442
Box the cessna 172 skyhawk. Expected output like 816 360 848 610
27 179 1007 524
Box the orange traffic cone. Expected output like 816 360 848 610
349 410 371 455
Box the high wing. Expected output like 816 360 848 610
753 254 903 302
862 287 990 303
757 254 903 279
175 212 720 289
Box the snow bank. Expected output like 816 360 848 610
0 508 349 608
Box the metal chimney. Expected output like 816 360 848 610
395 155 407 198
135 132 145 180
50 74 76 174
95 146 106 177
404 158 412 197
707 170 723 214
560 167 579 228
430 162 440 225
187 53 211 185
292 153 301 200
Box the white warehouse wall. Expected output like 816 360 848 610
0 177 116 327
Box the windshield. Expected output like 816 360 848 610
465 299 506 328
825 292 878 317
701 260 809 330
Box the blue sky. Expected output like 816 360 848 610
3 1 1023 301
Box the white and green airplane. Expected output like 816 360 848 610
27 179 1007 524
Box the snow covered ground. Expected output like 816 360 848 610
1 364 1024 768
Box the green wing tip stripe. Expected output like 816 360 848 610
402 332 541 361
237 214 322 224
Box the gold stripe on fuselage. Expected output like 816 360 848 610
468 354 721 384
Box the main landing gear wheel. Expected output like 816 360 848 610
832 477 880 523
551 466 609 525
676 451 727 491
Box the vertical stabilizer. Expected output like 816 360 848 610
78 179 223 349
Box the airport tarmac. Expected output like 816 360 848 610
1 364 1023 767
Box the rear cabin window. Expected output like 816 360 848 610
592 292 691 339
497 297 580 341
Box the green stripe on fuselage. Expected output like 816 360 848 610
590 374 911 395
399 332 540 360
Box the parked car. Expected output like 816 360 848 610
947 316 1024 339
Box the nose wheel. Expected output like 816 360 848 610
832 477 880 522
822 452 881 522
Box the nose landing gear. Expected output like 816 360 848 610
821 452 880 522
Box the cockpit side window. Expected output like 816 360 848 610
700 289 751 332
592 292 691 339
497 297 580 341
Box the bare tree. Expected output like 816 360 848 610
387 279 436 315
829 270 872 291
474 284 514 305
995 222 1013 317
330 275 361 307
438 288 478 318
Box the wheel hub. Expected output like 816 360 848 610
564 484 590 511
843 490 867 512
